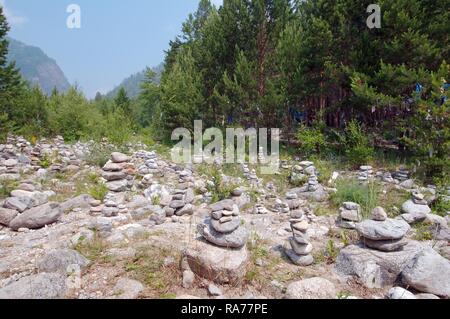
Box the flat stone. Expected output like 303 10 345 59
4 197 29 212
343 202 360 211
185 239 248 284
401 199 431 215
102 206 119 217
292 232 310 245
209 199 234 212
102 171 126 181
285 277 336 299
9 203 62 231
361 237 408 252
106 180 127 192
207 284 222 296
60 194 93 212
211 217 240 233
111 152 130 163
355 218 410 240
292 220 309 232
197 220 248 249
103 162 122 172
402 247 450 298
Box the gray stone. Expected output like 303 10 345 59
102 206 119 217
113 278 144 299
0 273 67 299
335 242 425 288
106 180 127 192
343 202 360 211
340 209 361 222
402 247 450 297
185 239 248 284
292 233 310 245
285 277 336 299
111 152 130 163
388 287 416 299
362 237 408 252
184 188 195 203
170 200 186 209
103 162 122 172
0 207 18 226
401 199 431 216
38 249 89 274
102 171 126 181
289 239 313 255
207 284 222 296
210 199 234 212
164 206 175 217
400 179 415 189
415 293 440 300
372 207 388 221
355 218 410 240
197 220 248 249
182 270 195 288
60 194 93 212
176 204 194 216
211 217 240 233
285 249 314 266
9 203 62 231
400 213 427 224
4 197 29 212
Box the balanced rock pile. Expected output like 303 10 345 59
357 166 373 182
197 199 248 249
242 164 259 186
400 192 431 224
392 167 410 183
291 161 328 202
185 199 249 284
337 202 362 229
356 207 410 252
285 216 314 266
163 188 195 217
102 152 134 193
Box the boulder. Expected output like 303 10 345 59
106 180 127 192
285 277 336 299
4 197 29 212
209 199 235 212
111 152 130 163
0 273 67 299
402 247 450 298
361 237 408 252
401 200 431 216
60 194 93 212
9 203 62 231
335 242 425 288
185 239 248 284
388 287 416 299
113 278 144 299
37 249 89 274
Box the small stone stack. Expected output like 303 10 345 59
400 192 431 224
392 167 410 183
337 202 362 229
285 216 314 266
164 188 195 217
356 207 410 252
197 199 249 248
357 166 373 182
242 164 259 185
102 152 132 193
252 202 268 215
290 165 306 185
380 172 395 183
274 198 290 214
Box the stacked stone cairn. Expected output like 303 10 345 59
400 192 431 224
392 167 410 183
285 215 314 266
135 150 159 188
197 199 249 249
242 164 260 186
357 166 373 182
337 202 362 229
356 207 410 252
163 188 195 217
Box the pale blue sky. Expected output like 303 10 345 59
2 0 223 97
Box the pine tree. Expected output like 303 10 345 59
114 87 131 114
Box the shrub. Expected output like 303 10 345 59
339 120 374 167
89 182 108 201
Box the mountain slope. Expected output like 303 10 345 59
106 63 163 99
7 37 71 95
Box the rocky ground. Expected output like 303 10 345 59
0 135 448 299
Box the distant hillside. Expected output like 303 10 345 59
106 63 163 99
7 38 71 95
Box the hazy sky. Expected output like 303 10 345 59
3 0 223 98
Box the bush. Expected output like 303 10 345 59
339 120 374 167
